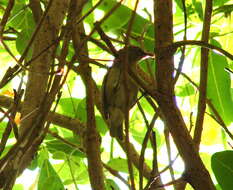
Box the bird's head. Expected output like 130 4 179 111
117 46 153 64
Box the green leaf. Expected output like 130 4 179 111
76 98 87 122
139 58 156 76
138 97 154 115
192 0 203 20
97 0 154 52
61 159 89 185
27 156 38 170
0 122 14 139
207 39 233 125
8 2 35 58
52 151 67 160
38 159 65 190
211 151 233 190
175 83 195 97
96 116 108 135
83 1 95 27
130 125 161 150
216 184 223 190
8 2 35 30
123 15 154 52
107 158 128 173
46 138 86 158
97 0 131 32
38 148 49 167
12 184 24 190
174 0 184 11
16 28 33 58
214 5 233 16
105 179 120 190
213 0 230 7
73 163 89 184
58 98 82 118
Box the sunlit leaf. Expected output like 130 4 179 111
211 151 233 190
58 98 82 118
38 159 65 190
97 0 154 51
176 83 195 97
27 155 38 171
214 4 233 16
16 28 33 59
46 138 86 158
107 158 128 173
192 0 203 20
96 115 108 135
201 115 222 145
105 179 121 190
8 2 35 30
12 184 24 190
97 0 131 31
207 39 233 125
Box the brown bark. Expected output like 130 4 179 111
0 0 69 189
20 0 69 135
71 0 105 189
194 0 213 149
154 0 215 189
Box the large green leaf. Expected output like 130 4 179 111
105 179 120 190
94 0 154 52
38 159 65 190
96 115 108 135
213 0 230 7
211 151 233 190
192 0 203 20
214 4 233 16
46 138 86 158
56 158 89 185
58 98 82 118
175 83 195 97
207 40 233 125
123 14 154 51
7 1 35 30
6 1 35 58
12 184 24 190
16 27 34 59
97 0 131 32
107 158 128 173
130 124 162 150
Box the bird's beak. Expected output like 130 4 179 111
146 51 154 57
142 52 155 60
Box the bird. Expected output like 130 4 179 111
102 46 151 140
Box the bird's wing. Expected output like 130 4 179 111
102 66 121 118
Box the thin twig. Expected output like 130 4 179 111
173 0 187 84
172 40 233 60
123 1 140 189
137 103 158 190
0 0 15 36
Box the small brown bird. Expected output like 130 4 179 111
102 46 151 140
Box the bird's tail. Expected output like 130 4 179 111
109 107 124 140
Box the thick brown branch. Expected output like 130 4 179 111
194 0 213 149
154 0 215 189
72 0 105 189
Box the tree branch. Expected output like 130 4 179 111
154 0 215 189
194 0 213 150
